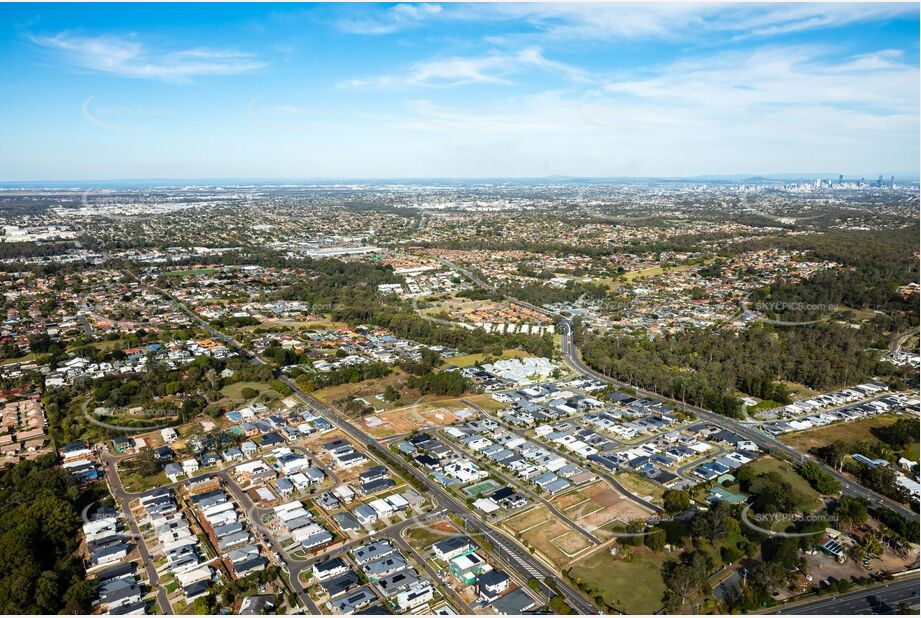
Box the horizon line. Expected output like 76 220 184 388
1 172 919 187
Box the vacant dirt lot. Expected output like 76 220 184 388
503 505 596 567
780 414 902 454
549 530 594 556
502 506 549 533
556 481 652 537
362 402 469 438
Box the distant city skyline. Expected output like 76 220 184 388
1 2 918 181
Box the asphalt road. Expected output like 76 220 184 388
292 386 599 615
462 398 663 515
102 453 174 614
558 320 920 523
131 271 600 615
433 425 603 545
767 575 920 614
431 258 918 524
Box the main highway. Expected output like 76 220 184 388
128 270 600 615
434 257 918 522
559 319 919 523
766 574 920 614
129 267 918 615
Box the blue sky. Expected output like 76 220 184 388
1 2 918 180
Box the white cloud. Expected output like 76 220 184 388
336 3 443 35
334 3 917 43
29 32 265 82
387 45 918 176
344 45 588 88
600 45 919 114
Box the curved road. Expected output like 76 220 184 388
128 270 600 615
461 398 663 515
559 320 919 523
432 257 919 523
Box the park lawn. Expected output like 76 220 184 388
697 531 747 568
87 338 130 351
120 468 168 493
567 547 666 614
221 381 275 400
623 265 667 281
836 306 878 320
747 398 782 415
614 471 665 504
617 260 714 286
902 442 920 464
743 456 822 511
780 414 903 454
446 348 531 368
404 522 458 552
462 393 507 412
250 317 347 331
778 381 820 399
0 352 36 366
164 267 224 277
312 371 405 408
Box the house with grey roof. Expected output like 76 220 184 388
328 585 375 614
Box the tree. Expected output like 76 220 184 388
720 544 742 564
871 419 919 449
661 552 711 612
34 570 60 613
744 561 788 604
798 460 841 494
621 520 645 546
834 496 869 528
0 455 88 614
383 384 400 402
664 489 691 513
850 534 883 562
812 441 849 470
60 579 95 614
27 333 53 353
645 527 667 552
857 465 909 504
742 470 807 514
691 502 738 541
407 370 469 396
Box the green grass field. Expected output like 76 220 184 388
164 267 224 277
0 352 36 366
614 471 665 503
781 414 919 463
119 467 168 493
743 456 822 511
404 523 456 552
446 348 531 368
567 548 666 614
221 381 276 401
